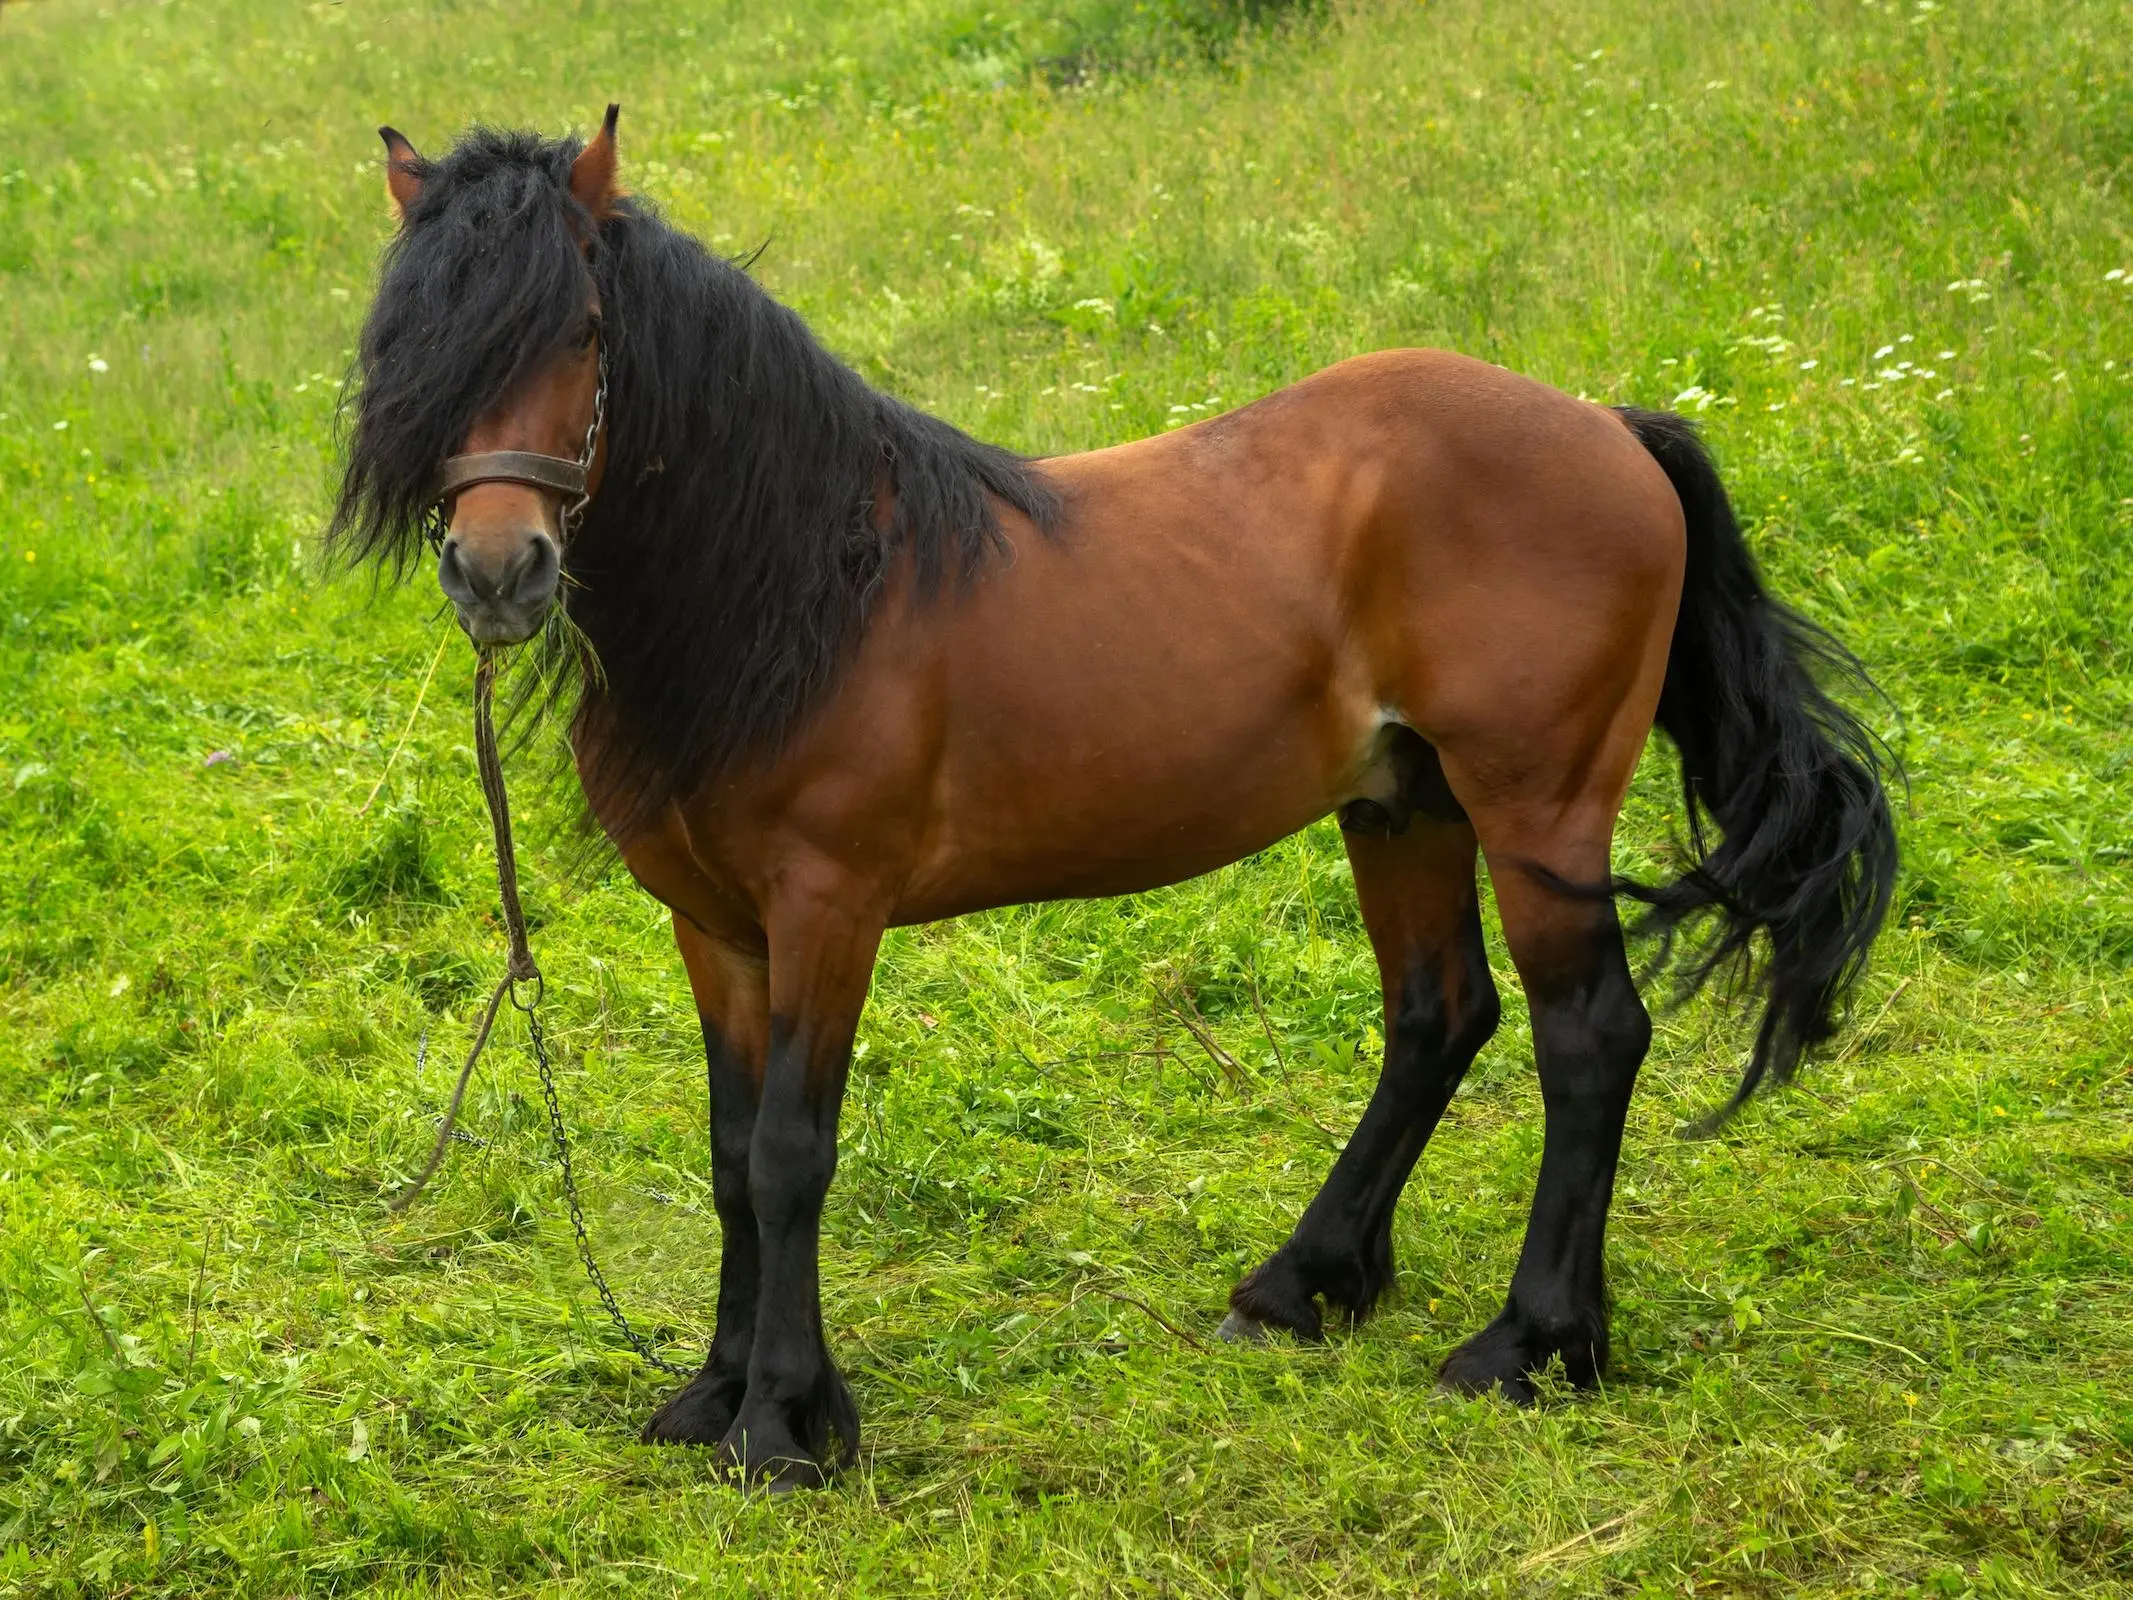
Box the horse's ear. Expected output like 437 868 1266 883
570 103 622 219
379 126 423 221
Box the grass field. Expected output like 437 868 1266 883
3 0 2132 1592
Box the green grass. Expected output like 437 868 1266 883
3 0 2131 1592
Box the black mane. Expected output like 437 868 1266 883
330 125 1059 838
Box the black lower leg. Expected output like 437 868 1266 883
1442 910 1650 1402
721 1021 858 1488
1229 903 1499 1339
644 1025 761 1445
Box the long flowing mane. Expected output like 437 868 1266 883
330 126 1059 839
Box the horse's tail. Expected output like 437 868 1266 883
1613 406 1899 1128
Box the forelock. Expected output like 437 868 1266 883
328 127 597 572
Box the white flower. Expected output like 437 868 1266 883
1874 344 1896 359
2107 268 2126 282
1799 358 1818 370
87 355 109 374
52 419 68 431
1938 350 1956 359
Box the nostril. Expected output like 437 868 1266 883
436 537 485 605
507 532 560 605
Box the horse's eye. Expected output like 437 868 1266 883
578 316 601 350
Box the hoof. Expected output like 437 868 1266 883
1438 1340 1541 1407
1226 1256 1328 1343
641 1365 745 1447
719 1429 832 1492
714 1365 859 1490
1438 1302 1604 1405
717 1414 839 1492
1216 1309 1271 1345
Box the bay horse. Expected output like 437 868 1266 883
333 110 1897 1490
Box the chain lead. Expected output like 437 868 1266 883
477 652 688 1377
519 983 692 1377
392 649 689 1379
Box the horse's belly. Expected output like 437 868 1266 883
891 677 1379 923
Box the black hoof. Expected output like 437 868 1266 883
1227 1256 1327 1341
1438 1302 1604 1404
1215 1309 1271 1344
718 1422 832 1492
715 1365 859 1490
641 1362 746 1446
1228 1239 1393 1342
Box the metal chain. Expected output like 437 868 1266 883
388 649 689 1378
473 652 689 1376
560 340 608 540
520 982 692 1377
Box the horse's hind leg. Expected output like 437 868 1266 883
1437 781 1652 1403
1223 810 1500 1342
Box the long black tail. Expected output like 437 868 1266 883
1614 407 1899 1127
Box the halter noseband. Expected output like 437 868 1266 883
426 340 609 549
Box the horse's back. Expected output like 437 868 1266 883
1018 347 1685 740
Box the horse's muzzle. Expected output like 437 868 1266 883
436 526 559 645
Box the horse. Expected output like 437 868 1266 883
332 108 1898 1490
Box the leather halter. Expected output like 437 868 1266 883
426 340 608 548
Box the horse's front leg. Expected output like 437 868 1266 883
719 876 882 1490
644 916 770 1446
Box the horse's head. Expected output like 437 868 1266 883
332 108 624 647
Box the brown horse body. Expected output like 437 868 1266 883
339 116 1895 1489
628 350 1677 933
